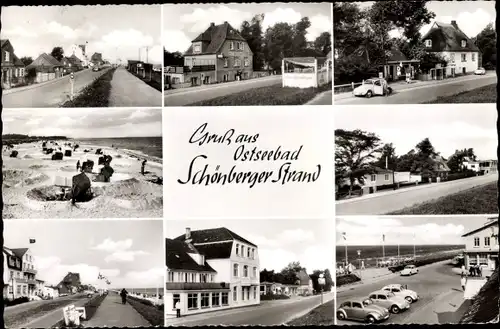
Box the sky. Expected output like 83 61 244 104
166 219 334 274
2 108 162 138
354 1 495 39
336 216 496 246
1 5 162 64
164 3 332 52
4 220 164 289
334 104 497 160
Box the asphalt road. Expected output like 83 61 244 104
164 75 282 106
334 73 496 105
337 261 465 325
166 292 335 326
2 68 111 108
336 174 498 215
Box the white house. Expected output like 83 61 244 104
166 227 260 317
462 157 481 172
421 20 480 76
461 217 499 272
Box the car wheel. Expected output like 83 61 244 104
337 311 346 320
391 305 401 314
366 90 373 98
405 296 413 304
366 315 376 324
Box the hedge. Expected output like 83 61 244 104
5 296 30 307
336 274 361 287
126 295 164 326
260 293 291 301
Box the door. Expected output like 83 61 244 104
373 80 383 95
462 67 466 74
351 302 365 320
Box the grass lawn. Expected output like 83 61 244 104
187 82 332 106
126 297 164 326
460 268 499 324
425 83 496 103
287 299 335 326
61 68 116 107
387 182 498 215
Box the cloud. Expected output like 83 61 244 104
262 8 303 30
179 5 253 34
92 237 148 262
92 238 133 253
164 30 192 53
306 14 332 41
259 245 333 274
105 250 149 262
248 228 316 249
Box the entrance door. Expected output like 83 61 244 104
191 77 198 86
462 67 466 74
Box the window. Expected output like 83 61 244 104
425 39 432 47
230 42 234 50
201 293 210 308
23 285 27 294
253 267 257 278
236 244 239 256
244 58 249 67
252 249 255 259
224 59 228 67
5 51 10 61
191 273 196 282
449 53 455 63
247 247 250 258
233 287 237 301
222 292 229 305
472 53 475 61
8 286 13 294
461 40 466 48
485 237 491 246
201 273 207 283
247 288 250 300
233 264 239 277
253 286 257 299
479 256 488 265
384 174 389 181
371 174 376 182
194 44 201 53
212 292 220 306
234 59 241 67
241 246 244 257
184 273 188 282
10 271 13 280
352 302 362 308
188 293 198 309
172 294 180 310
241 42 244 51
236 42 241 50
17 285 21 294
474 237 480 247
241 288 245 301
192 58 196 66
244 265 248 277
461 53 466 62
378 294 387 300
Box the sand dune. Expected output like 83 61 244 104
2 140 163 219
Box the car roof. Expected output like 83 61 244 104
343 297 371 304
384 284 402 288
370 290 390 295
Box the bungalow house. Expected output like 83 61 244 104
479 159 498 175
61 54 83 74
183 21 253 85
26 53 63 83
429 155 451 182
90 52 103 66
259 282 299 296
296 269 314 296
462 156 481 172
57 272 81 295
127 60 142 74
1 39 26 89
421 20 480 76
381 47 419 82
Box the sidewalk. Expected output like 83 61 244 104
108 67 161 107
305 90 332 105
84 293 150 327
19 298 89 328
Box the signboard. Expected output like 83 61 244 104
357 250 361 256
396 66 401 76
75 307 87 320
378 72 383 79
70 73 74 80
318 273 325 286
137 63 143 68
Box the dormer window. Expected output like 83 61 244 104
5 51 10 62
230 41 234 50
236 244 239 255
241 42 244 51
461 40 466 48
425 39 432 47
194 44 201 53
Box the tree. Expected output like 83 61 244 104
411 138 439 178
280 261 305 285
314 32 332 56
164 48 184 66
263 22 295 72
373 143 398 170
475 23 496 69
50 47 64 62
447 148 477 173
20 56 33 66
335 129 383 195
260 269 275 283
240 14 266 71
310 269 333 293
292 17 311 56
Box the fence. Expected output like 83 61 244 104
334 81 363 94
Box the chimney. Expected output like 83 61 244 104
385 156 388 169
185 227 191 240
210 22 215 27
224 21 228 24
451 20 458 28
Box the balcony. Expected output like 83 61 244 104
24 268 37 275
183 65 215 73
27 279 37 285
166 282 231 291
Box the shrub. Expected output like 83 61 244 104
5 296 30 307
260 293 291 301
336 274 361 287
126 296 164 326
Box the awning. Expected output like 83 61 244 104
284 57 326 67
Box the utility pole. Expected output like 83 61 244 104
146 46 149 63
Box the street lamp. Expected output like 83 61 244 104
318 273 326 305
357 249 362 279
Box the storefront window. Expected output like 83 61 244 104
188 293 198 309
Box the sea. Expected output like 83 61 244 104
70 137 163 159
126 287 164 296
336 244 465 262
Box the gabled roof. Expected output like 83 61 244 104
1 39 9 48
369 166 393 174
174 227 257 247
421 21 480 52
27 53 63 68
462 218 498 237
185 22 247 55
431 155 451 172
296 269 311 285
194 242 234 260
11 248 29 259
166 238 217 272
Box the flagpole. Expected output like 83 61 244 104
413 233 416 259
382 234 385 262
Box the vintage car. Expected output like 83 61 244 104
337 298 390 324
353 78 392 98
369 290 411 314
400 265 419 276
474 67 486 75
382 284 419 303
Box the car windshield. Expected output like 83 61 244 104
399 286 405 291
363 299 373 306
363 79 374 84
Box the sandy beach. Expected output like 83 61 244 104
3 140 163 219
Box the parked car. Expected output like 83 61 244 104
381 284 419 303
353 78 392 98
474 67 486 75
337 298 390 324
369 290 410 314
400 265 419 276
92 66 100 72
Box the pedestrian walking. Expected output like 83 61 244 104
120 288 128 304
469 266 474 277
141 159 147 175
175 301 181 318
461 264 465 275
76 160 81 172
478 265 482 277
460 274 467 291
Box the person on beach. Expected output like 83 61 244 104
76 160 81 172
120 288 128 304
141 159 147 175
175 301 181 318
460 274 467 291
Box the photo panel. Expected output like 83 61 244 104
333 1 496 105
165 218 334 326
1 5 162 108
164 106 333 219
164 2 333 107
334 103 497 216
3 219 165 328
2 107 163 219
335 215 499 325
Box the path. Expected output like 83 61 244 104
85 293 150 327
306 90 333 105
108 66 162 107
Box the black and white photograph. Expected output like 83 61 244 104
333 1 496 104
2 108 163 219
3 220 164 328
336 216 499 325
165 219 334 326
1 5 162 108
164 3 333 106
334 104 497 216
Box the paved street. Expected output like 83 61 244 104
164 75 282 106
337 260 469 325
85 293 150 327
336 174 497 215
306 90 333 105
166 293 335 326
109 66 162 107
2 68 111 108
334 72 496 105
